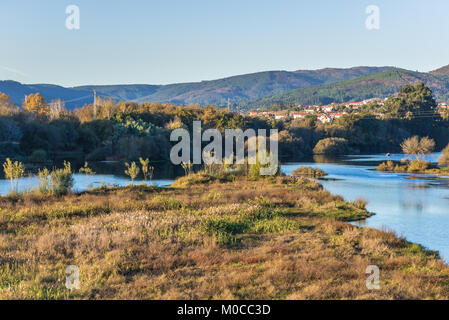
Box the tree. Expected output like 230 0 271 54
49 99 66 120
124 161 140 185
181 161 193 176
2 158 25 193
401 136 435 160
382 83 437 119
42 161 74 196
0 92 19 116
0 118 23 142
313 137 349 155
139 157 152 181
23 93 49 115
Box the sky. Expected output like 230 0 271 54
1 0 449 87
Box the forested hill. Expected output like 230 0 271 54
0 66 396 109
243 69 449 110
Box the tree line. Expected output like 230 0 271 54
1 83 449 176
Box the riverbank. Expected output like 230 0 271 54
1 172 449 299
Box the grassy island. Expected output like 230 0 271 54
1 170 449 300
291 166 328 178
377 160 449 176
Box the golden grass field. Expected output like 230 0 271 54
1 173 449 299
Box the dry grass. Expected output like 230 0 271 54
0 174 449 299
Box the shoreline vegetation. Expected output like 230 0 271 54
377 136 449 176
291 166 328 178
377 159 449 176
1 164 449 299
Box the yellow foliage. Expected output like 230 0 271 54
22 93 49 115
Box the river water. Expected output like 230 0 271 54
282 153 449 261
0 174 173 195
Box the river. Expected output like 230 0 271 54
282 153 449 261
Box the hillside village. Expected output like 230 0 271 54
247 99 449 123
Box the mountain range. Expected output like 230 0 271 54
1 65 449 111
245 68 449 110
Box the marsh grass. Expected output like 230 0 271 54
0 173 449 299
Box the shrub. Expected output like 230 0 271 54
291 166 327 178
50 161 74 196
139 157 150 181
438 143 449 166
401 136 435 160
2 158 25 193
248 152 279 180
28 149 47 163
181 161 193 176
407 160 430 172
377 160 395 171
172 172 216 187
354 197 368 210
313 138 349 155
37 161 74 196
124 161 140 184
37 168 50 194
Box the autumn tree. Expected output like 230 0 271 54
139 157 150 181
2 158 25 193
124 161 140 185
0 92 19 116
97 97 116 120
23 93 49 115
49 99 66 120
401 136 435 160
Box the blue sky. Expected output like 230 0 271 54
1 0 448 87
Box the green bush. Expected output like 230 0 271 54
28 149 47 163
248 152 279 180
313 138 349 155
291 166 327 178
37 161 74 196
407 160 430 172
354 197 368 210
377 160 429 173
377 160 395 171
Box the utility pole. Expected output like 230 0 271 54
93 90 97 120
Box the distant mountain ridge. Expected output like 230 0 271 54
430 64 449 76
0 66 397 110
244 68 449 110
